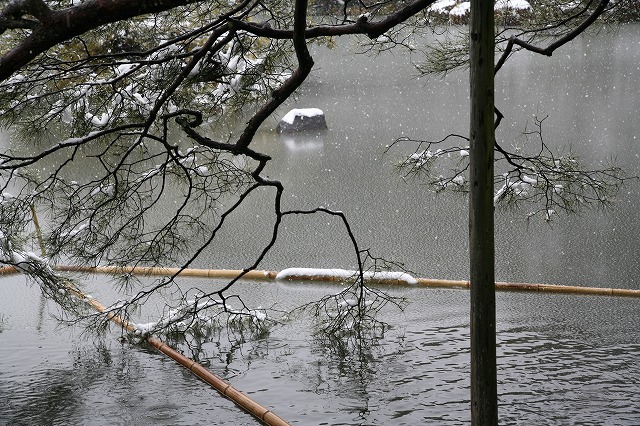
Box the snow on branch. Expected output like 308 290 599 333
0 230 92 318
388 115 627 220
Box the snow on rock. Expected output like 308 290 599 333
275 267 418 285
276 108 327 133
281 108 324 124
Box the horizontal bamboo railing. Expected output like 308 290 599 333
2 264 639 298
1 262 637 423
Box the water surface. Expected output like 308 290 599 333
2 24 640 425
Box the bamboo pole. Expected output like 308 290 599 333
85 292 290 426
145 337 287 426
68 265 640 298
2 263 640 298
53 264 280 280
0 265 16 275
2 267 290 426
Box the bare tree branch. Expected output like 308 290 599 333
495 0 610 74
231 0 437 39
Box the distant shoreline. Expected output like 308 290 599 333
310 0 640 25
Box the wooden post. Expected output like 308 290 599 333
469 0 498 424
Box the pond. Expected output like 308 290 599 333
1 24 640 425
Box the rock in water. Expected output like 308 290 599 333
277 108 327 133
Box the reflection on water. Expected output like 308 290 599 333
280 132 326 153
0 276 259 426
218 284 639 425
1 274 639 424
499 333 640 425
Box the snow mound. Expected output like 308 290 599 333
277 108 327 133
275 267 418 285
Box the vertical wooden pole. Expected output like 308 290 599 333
469 0 497 424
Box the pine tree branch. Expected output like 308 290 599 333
495 0 610 74
0 0 204 81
